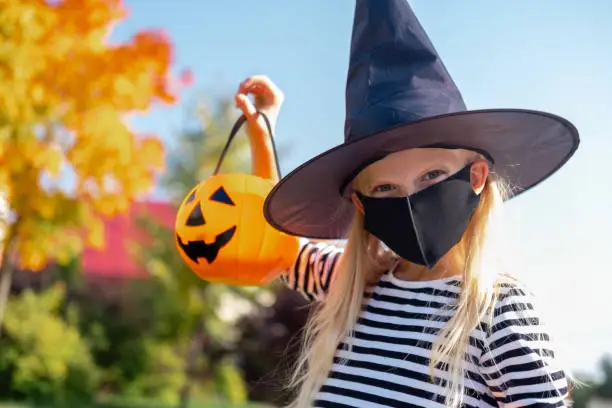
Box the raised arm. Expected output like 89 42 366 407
235 75 283 183
234 76 345 299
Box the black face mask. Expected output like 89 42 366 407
357 165 480 269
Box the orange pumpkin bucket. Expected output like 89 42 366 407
175 114 299 286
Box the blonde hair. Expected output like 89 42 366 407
286 174 513 408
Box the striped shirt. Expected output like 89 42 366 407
281 241 569 408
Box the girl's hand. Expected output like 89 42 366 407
235 75 283 182
236 75 284 136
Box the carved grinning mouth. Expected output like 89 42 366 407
176 226 237 264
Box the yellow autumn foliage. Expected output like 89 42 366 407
0 0 191 270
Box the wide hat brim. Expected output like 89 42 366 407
263 108 579 239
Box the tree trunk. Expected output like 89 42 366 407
178 320 205 408
0 235 16 338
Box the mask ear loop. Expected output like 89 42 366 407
213 112 282 179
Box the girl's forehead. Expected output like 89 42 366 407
359 148 471 179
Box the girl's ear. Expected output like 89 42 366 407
470 159 489 194
351 192 365 214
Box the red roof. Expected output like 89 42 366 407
82 201 176 279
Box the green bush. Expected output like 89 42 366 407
73 278 189 401
120 341 186 405
214 360 247 404
0 283 100 404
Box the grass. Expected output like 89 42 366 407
0 399 270 408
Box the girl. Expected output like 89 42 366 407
235 2 578 407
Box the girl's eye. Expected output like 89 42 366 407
372 184 395 194
421 170 447 183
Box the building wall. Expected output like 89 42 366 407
82 201 176 278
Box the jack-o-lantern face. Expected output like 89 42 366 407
176 185 237 264
174 173 300 286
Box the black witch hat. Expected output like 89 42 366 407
264 0 579 239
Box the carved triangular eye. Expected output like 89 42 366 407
186 202 205 226
209 186 234 206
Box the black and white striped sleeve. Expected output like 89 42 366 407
279 238 344 302
478 284 569 407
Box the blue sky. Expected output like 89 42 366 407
113 1 612 375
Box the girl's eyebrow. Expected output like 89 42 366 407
417 162 453 174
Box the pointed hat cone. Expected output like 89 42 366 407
264 0 579 239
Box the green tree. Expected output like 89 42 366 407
163 97 252 202
595 355 612 399
133 95 277 407
569 355 612 408
570 375 596 408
